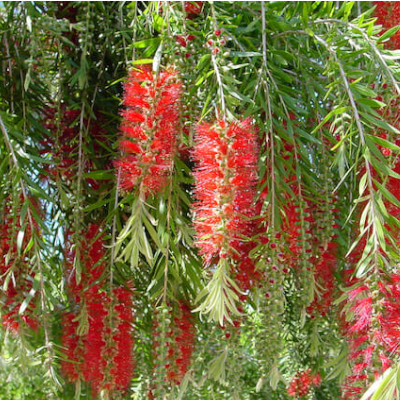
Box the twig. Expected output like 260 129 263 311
162 177 173 304
315 19 400 96
210 2 226 119
314 33 380 269
261 1 276 231
3 33 14 114
211 53 226 119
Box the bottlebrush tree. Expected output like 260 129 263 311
2 1 400 399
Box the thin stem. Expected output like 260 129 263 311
162 178 173 304
13 41 26 133
3 33 14 114
119 4 128 66
131 1 138 62
211 53 226 120
261 1 275 231
210 3 226 119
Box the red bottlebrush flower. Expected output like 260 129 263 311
175 35 187 47
340 270 400 398
173 302 196 383
62 223 108 390
0 201 39 334
109 287 135 392
287 369 321 397
41 106 108 189
82 289 109 396
65 224 106 303
152 301 196 386
283 202 314 271
374 2 400 49
61 311 83 383
307 242 338 317
184 1 203 18
192 118 259 264
115 67 182 196
61 286 135 397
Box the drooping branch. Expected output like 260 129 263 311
0 114 58 384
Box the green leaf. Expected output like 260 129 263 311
133 38 160 49
357 98 386 108
83 170 114 180
378 25 400 43
367 134 400 152
230 51 262 57
18 287 36 315
208 349 228 384
351 83 377 98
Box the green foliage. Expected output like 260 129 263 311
2 1 400 399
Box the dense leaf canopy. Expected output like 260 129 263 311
2 1 400 399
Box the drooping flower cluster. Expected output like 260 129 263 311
108 286 135 392
287 369 321 398
374 2 400 49
61 225 135 398
41 106 108 190
82 290 109 394
61 224 108 385
0 201 38 334
340 91 400 397
192 118 259 265
306 242 338 318
341 272 400 399
61 312 82 382
306 198 339 318
115 67 182 196
64 224 106 303
153 301 196 386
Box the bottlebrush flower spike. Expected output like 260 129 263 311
287 369 321 398
184 1 204 18
41 106 108 190
374 2 400 49
115 67 182 196
340 271 400 398
82 289 109 395
65 224 106 303
172 301 196 383
192 118 259 324
61 311 83 383
307 242 338 318
0 201 38 334
192 118 259 263
61 285 135 398
108 287 135 392
152 301 196 387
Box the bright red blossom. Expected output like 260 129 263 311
61 312 82 382
184 1 203 18
153 301 196 386
41 106 107 190
287 369 321 397
374 2 400 49
109 287 135 392
0 201 39 334
61 225 135 397
192 118 259 264
115 67 182 196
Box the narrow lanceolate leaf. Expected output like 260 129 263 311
194 259 241 326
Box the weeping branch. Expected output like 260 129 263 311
0 114 58 384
